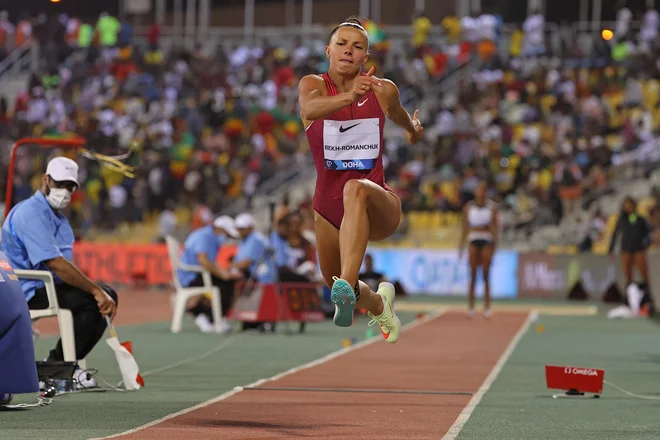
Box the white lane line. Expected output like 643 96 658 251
92 308 445 440
441 312 533 440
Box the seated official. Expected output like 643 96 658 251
1 157 118 388
270 216 290 273
230 213 277 282
178 215 241 333
231 213 278 330
0 250 39 404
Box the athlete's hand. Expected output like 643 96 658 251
351 66 382 102
407 109 424 144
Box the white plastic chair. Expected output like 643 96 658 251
14 269 86 369
165 236 222 333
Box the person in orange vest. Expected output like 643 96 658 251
13 15 32 47
66 16 81 48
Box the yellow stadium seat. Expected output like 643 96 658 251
419 212 432 229
540 95 557 114
512 124 525 142
407 212 422 230
432 211 443 227
446 212 460 226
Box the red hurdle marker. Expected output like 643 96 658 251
545 365 605 399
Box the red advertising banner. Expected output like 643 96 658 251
72 242 237 286
545 365 605 394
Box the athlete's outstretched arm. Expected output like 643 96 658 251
298 70 381 122
378 80 424 144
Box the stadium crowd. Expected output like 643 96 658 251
0 7 658 247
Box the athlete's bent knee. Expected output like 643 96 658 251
343 179 368 206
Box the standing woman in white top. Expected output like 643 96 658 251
459 181 498 318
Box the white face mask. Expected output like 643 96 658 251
46 188 72 210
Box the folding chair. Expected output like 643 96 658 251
165 236 222 333
14 269 87 369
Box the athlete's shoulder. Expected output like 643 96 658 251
299 74 326 90
486 199 499 210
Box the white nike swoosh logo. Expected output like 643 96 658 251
357 98 369 107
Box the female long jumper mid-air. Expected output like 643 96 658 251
298 17 424 343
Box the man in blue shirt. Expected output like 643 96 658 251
230 213 279 331
231 213 277 283
1 157 118 388
178 215 241 333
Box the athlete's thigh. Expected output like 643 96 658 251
468 243 481 271
314 210 342 288
353 179 402 241
620 252 634 280
481 244 495 273
633 251 649 279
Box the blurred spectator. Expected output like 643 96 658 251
360 254 386 293
0 10 658 252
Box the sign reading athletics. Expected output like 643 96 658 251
323 118 380 170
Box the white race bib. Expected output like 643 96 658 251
323 118 380 170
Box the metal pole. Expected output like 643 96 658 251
30 44 39 73
302 0 313 40
197 0 210 45
371 0 381 23
285 0 295 27
415 0 426 13
174 0 183 42
592 0 601 32
359 0 370 18
457 0 469 17
471 0 481 14
244 0 255 44
156 0 166 25
186 0 196 48
579 0 588 23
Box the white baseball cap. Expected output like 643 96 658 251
213 215 239 238
235 213 255 229
46 157 79 186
